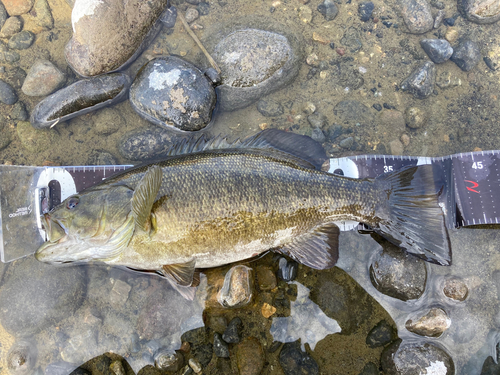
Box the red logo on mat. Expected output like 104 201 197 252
465 180 480 194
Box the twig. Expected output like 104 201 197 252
177 12 221 74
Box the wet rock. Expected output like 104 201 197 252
185 7 199 23
0 256 85 335
298 6 313 23
213 333 230 358
197 2 209 15
110 360 125 375
22 59 65 96
369 241 427 301
217 265 254 308
405 106 428 129
378 110 406 136
119 127 174 160
359 1 374 21
311 127 326 143
31 0 54 30
360 362 379 375
450 39 481 71
0 16 22 38
405 307 451 337
0 66 26 89
66 0 169 77
366 320 397 348
317 0 338 21
400 0 434 33
434 9 446 27
389 139 404 155
257 99 284 117
442 277 468 301
334 100 374 127
236 337 265 375
339 136 354 149
436 70 462 89
95 151 117 165
459 0 500 24
277 257 298 281
210 23 302 111
160 5 177 28
7 340 37 375
307 111 328 128
0 43 19 62
94 107 125 136
420 39 453 63
481 356 500 374
0 3 6 29
154 348 184 372
11 100 28 120
340 26 362 53
3 0 34 16
279 341 319 375
256 266 277 291
8 30 34 49
381 339 455 374
401 61 436 99
16 120 58 152
129 56 216 132
30 73 131 129
0 79 17 104
188 358 202 373
222 317 243 344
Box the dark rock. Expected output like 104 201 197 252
192 343 213 366
311 127 326 143
160 5 177 28
30 73 131 129
450 39 481 71
334 100 374 126
373 103 382 111
484 56 497 71
0 2 7 30
0 17 22 38
317 0 338 21
442 277 468 301
198 2 210 15
154 348 184 371
222 317 243 344
359 2 374 21
307 111 328 128
0 256 85 335
359 362 379 375
95 151 118 165
405 307 451 337
22 59 66 96
213 333 230 358
420 39 453 63
401 61 436 99
279 341 319 375
277 257 298 281
444 16 456 25
236 337 265 375
129 56 216 132
209 21 303 111
119 127 174 161
366 320 397 348
339 136 354 149
400 0 434 33
65 0 169 77
182 326 208 347
369 240 427 301
459 0 500 24
340 26 362 53
381 339 454 374
8 30 35 50
0 79 17 104
0 66 26 89
204 67 221 84
11 100 28 120
481 356 500 374
257 99 284 117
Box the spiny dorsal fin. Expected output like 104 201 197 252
132 165 162 232
166 129 327 170
277 223 340 270
162 259 197 286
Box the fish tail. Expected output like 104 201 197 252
374 164 451 265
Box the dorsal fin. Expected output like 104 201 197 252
166 129 328 170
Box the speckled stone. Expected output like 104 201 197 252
401 61 436 99
450 39 481 71
400 0 434 33
459 0 500 24
420 39 453 63
22 59 65 96
405 308 451 337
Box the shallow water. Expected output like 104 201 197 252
0 0 499 374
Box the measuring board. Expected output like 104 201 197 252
0 150 499 262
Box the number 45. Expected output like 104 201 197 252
472 161 483 169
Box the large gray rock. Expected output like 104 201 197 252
459 0 500 24
0 257 86 335
65 0 169 77
129 56 216 132
203 18 303 111
22 59 66 96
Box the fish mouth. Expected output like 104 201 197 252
35 214 71 263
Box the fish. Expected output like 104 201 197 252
35 129 451 298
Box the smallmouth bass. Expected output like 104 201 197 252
36 130 451 297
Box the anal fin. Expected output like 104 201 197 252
277 223 340 270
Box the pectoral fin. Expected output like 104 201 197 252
132 165 162 232
162 259 197 287
277 223 340 270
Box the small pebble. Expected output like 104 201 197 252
358 1 374 21
11 100 28 120
373 103 382 111
405 307 451 337
311 127 326 143
197 2 210 15
405 106 428 129
434 9 446 28
213 333 230 358
420 39 453 64
317 0 338 21
400 133 410 146
445 28 458 43
188 358 202 374
8 31 34 50
389 139 404 155
298 6 313 23
303 102 316 114
160 6 177 28
262 302 277 318
443 277 468 301
306 53 319 66
222 317 243 344
0 16 21 38
307 111 328 128
185 8 199 23
257 99 284 117
0 79 17 104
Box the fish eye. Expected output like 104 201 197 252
66 197 79 210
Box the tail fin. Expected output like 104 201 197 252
374 165 451 265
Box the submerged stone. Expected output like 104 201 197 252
30 73 131 129
22 59 66 96
400 0 434 33
459 0 500 24
420 39 453 63
129 56 216 132
279 341 319 375
450 39 481 71
442 277 468 301
401 61 436 99
405 307 451 337
217 265 254 308
65 0 169 77
119 127 174 161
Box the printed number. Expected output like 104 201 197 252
384 165 394 173
472 162 483 169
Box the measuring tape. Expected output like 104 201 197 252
0 150 498 262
